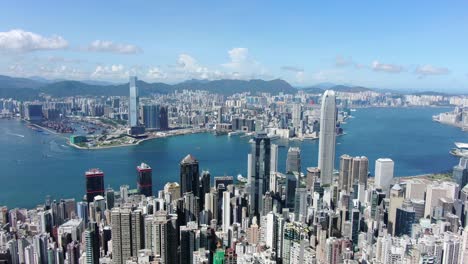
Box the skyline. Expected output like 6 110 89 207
0 1 467 92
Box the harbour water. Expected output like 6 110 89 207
0 107 466 208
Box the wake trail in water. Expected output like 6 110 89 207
6 132 25 138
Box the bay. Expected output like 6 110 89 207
0 107 466 208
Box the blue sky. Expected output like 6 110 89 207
0 0 467 92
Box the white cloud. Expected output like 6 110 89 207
222 48 267 79
91 64 129 79
146 67 167 80
415 64 450 77
372 60 404 73
295 71 305 83
87 40 142 54
0 29 68 52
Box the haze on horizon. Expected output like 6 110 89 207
0 1 467 93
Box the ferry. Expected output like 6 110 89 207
450 142 468 157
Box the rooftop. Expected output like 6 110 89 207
181 154 198 164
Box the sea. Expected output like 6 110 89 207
0 107 466 208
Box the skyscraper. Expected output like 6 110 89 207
85 169 104 203
270 144 279 173
151 211 177 264
111 208 144 264
339 154 353 192
394 199 416 237
141 105 160 129
128 76 139 127
374 158 395 191
453 157 468 188
292 103 302 128
137 163 153 197
199 171 211 211
222 191 231 233
249 133 271 218
159 106 169 130
318 90 337 186
180 154 200 198
286 147 301 174
84 223 99 264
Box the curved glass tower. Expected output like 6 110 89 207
318 90 337 186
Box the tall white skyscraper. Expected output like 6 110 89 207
129 76 139 127
374 158 394 190
318 90 337 186
222 191 231 233
270 144 278 173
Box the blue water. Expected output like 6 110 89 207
0 107 466 208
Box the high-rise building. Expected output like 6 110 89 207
105 187 115 209
128 76 139 127
179 223 197 264
286 147 301 174
111 208 144 264
353 156 369 187
25 104 43 121
222 191 231 233
453 157 468 189
388 184 405 235
318 90 337 186
180 154 200 198
339 154 353 192
159 106 169 130
85 169 104 203
292 103 302 128
395 199 416 237
249 133 271 218
270 144 279 173
151 211 178 264
137 163 153 197
374 158 394 191
199 171 211 211
141 105 160 129
84 223 99 264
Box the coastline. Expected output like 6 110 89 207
68 127 210 150
23 119 61 136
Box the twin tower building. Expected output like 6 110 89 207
85 163 153 204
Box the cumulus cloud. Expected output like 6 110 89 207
146 67 167 80
87 40 142 54
0 29 68 52
222 48 267 79
372 60 404 73
91 64 129 79
415 64 450 77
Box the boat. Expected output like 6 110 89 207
228 131 243 137
450 142 468 157
350 109 357 112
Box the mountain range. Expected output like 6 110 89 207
0 75 457 100
0 75 302 99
